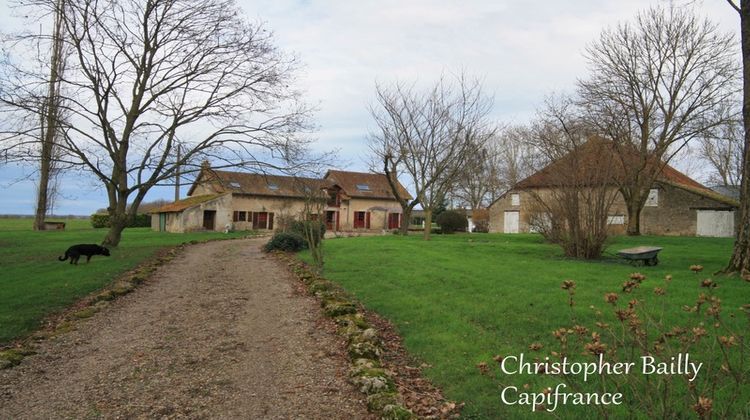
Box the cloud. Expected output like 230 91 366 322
0 0 740 213
245 0 739 172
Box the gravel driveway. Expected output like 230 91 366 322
0 238 369 419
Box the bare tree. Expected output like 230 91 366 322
449 129 500 209
451 124 542 209
528 98 620 259
723 0 750 277
32 0 66 230
296 177 327 272
0 0 314 246
578 6 738 235
369 74 495 239
496 124 545 193
699 103 742 188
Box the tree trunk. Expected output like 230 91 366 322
33 161 50 231
726 1 750 278
102 217 127 247
399 206 411 235
621 185 649 236
625 200 642 236
101 193 135 247
33 0 65 231
423 208 432 240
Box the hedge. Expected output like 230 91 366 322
90 213 151 229
435 210 468 234
288 220 326 248
263 232 306 252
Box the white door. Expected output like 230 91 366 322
696 210 734 237
504 211 520 234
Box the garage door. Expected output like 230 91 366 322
504 211 519 234
696 210 734 237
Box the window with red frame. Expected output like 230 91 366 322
251 212 274 229
353 211 370 229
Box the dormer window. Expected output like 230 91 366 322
356 184 371 192
229 181 241 189
267 183 279 191
327 189 340 207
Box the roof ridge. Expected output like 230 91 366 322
514 136 707 191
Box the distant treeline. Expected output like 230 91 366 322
1 199 170 222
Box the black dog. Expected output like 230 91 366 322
58 244 111 265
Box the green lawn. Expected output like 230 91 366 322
308 233 748 419
0 218 248 344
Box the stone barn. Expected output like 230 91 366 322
489 140 738 237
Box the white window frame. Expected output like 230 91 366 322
645 188 659 207
511 193 520 206
607 215 625 225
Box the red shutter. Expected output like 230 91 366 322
268 213 274 230
387 213 400 229
256 212 268 229
365 212 371 229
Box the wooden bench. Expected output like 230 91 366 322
617 246 662 266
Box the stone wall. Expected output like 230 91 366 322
338 198 403 231
230 195 307 231
641 183 734 236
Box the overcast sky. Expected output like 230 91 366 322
0 0 740 215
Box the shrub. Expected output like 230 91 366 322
290 220 326 248
263 232 305 252
90 214 109 228
471 208 490 233
472 220 489 233
90 213 151 228
435 210 467 234
130 214 151 227
548 272 750 418
275 214 297 232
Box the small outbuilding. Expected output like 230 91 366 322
150 194 228 233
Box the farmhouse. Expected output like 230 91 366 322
150 163 411 233
489 139 738 237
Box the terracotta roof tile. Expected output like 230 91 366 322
662 181 739 207
186 167 412 202
516 137 710 192
150 194 223 213
325 170 412 200
192 171 332 198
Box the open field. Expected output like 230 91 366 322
0 218 249 344
308 233 748 418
